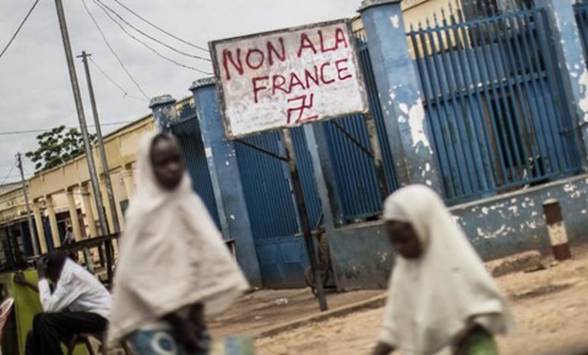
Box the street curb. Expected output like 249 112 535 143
254 294 387 339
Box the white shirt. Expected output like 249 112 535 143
38 259 112 319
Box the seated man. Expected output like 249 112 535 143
16 251 111 355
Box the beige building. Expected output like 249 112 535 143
0 110 157 264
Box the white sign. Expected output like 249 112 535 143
211 20 369 138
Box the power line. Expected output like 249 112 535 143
91 0 212 74
112 0 209 53
0 165 16 186
0 121 134 136
89 57 148 102
0 0 41 59
96 0 210 62
81 0 150 100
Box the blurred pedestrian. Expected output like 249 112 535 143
108 133 248 354
373 185 514 355
17 251 111 355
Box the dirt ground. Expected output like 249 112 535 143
209 288 383 338
254 246 588 355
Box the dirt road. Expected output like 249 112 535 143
256 247 588 355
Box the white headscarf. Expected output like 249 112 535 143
107 133 248 344
380 185 513 355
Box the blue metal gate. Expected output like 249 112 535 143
407 8 581 203
575 3 588 67
170 109 221 227
234 130 318 288
233 39 398 288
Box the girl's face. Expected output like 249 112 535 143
386 220 423 259
150 137 186 191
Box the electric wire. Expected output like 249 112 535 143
0 0 41 59
111 0 209 53
89 57 148 102
81 0 150 100
0 121 133 136
0 165 16 186
91 0 212 74
96 0 210 62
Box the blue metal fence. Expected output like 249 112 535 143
407 8 581 203
320 40 398 221
170 113 221 227
575 3 588 67
234 132 313 288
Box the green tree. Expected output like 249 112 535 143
26 125 96 172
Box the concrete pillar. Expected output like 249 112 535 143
536 0 588 169
32 201 48 254
66 188 83 241
80 184 98 238
149 95 177 131
45 196 61 248
359 0 442 191
189 78 262 287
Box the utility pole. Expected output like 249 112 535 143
79 51 120 234
16 153 39 256
53 0 109 237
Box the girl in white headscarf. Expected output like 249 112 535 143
108 133 249 354
373 185 513 355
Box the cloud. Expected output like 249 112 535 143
0 0 360 181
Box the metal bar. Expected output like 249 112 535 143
485 17 527 181
475 19 518 184
364 113 389 200
534 10 573 169
431 18 475 195
492 16 537 180
453 9 500 191
235 138 288 162
518 12 564 173
440 11 484 193
468 19 510 188
329 120 374 158
505 14 551 178
421 23 466 197
281 128 327 311
510 13 554 175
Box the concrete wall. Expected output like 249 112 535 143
453 174 588 260
331 174 588 291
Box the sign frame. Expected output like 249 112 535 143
209 18 370 139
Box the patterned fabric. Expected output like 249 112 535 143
128 329 211 355
128 331 255 355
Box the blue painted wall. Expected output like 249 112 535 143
330 174 588 290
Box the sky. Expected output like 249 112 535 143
0 0 361 184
